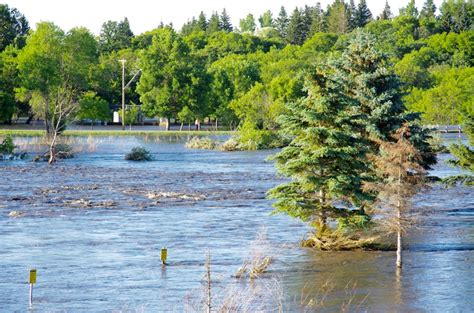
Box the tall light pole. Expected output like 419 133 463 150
119 59 127 130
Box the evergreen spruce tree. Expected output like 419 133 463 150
335 31 436 167
400 0 419 18
327 0 351 34
259 10 274 28
268 62 371 240
309 2 327 36
220 9 233 32
379 0 393 20
276 6 289 39
302 5 314 40
419 0 438 37
348 0 358 30
197 11 208 31
420 0 437 18
354 0 373 28
239 14 256 33
286 8 306 45
207 12 221 34
268 31 436 246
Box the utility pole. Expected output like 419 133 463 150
119 59 127 130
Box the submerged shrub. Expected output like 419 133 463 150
33 143 74 162
220 138 240 151
0 135 15 154
185 137 219 150
237 127 287 150
125 146 153 161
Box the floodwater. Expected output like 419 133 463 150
0 135 472 312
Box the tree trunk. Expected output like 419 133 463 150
396 205 402 268
317 189 327 238
215 118 218 131
188 122 191 131
48 131 58 165
26 114 34 125
129 123 132 131
180 122 183 131
166 118 170 131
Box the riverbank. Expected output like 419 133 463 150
0 129 234 137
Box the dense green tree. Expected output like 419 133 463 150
439 0 473 33
220 9 233 32
259 10 274 28
394 47 436 90
0 46 18 122
119 103 140 130
275 6 289 38
239 14 256 33
137 27 209 130
17 22 98 162
354 0 372 28
99 18 134 54
0 4 29 51
405 66 474 125
76 91 110 128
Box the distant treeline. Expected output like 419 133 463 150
0 0 472 132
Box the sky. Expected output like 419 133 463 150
4 0 444 35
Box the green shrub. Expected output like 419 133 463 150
125 146 153 161
220 138 240 151
237 127 287 150
0 135 15 154
185 137 219 150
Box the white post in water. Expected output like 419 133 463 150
29 268 37 307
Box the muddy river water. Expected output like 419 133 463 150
0 135 472 312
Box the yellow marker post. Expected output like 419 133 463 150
29 269 37 307
161 248 168 266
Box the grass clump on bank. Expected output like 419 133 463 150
125 146 153 161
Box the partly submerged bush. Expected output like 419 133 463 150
125 146 153 161
0 135 15 154
185 137 220 150
33 143 74 162
237 126 288 150
220 138 240 151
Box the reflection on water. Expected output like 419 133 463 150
0 135 472 312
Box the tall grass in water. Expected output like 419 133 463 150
185 229 367 312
